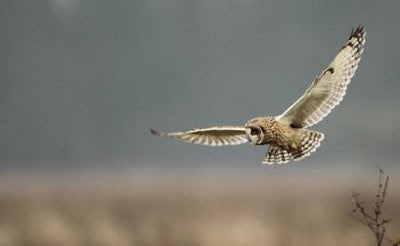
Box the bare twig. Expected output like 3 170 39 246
350 167 395 246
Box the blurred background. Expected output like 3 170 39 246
0 0 399 245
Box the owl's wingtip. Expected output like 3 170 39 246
150 128 161 136
349 24 366 40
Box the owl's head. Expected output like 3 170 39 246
245 123 264 145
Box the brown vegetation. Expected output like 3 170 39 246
0 172 398 246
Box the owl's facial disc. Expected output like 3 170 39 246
245 124 264 145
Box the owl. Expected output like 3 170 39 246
151 26 366 165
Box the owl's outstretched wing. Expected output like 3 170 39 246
277 25 366 128
150 126 248 146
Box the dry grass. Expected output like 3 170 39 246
0 173 398 246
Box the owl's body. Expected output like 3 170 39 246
151 26 366 165
245 117 324 163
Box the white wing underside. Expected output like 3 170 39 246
150 126 248 146
277 26 366 128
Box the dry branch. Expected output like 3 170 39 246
350 167 396 246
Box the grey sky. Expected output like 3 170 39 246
1 0 399 171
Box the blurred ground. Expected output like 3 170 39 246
0 167 398 246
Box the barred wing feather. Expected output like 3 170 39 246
150 126 248 146
277 25 366 128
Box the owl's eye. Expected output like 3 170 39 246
250 128 259 135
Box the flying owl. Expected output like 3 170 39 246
151 26 366 165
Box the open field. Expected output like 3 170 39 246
0 169 399 246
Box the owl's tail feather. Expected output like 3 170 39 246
263 145 293 165
294 129 324 160
263 130 324 165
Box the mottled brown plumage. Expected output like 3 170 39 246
245 117 324 164
151 26 366 165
